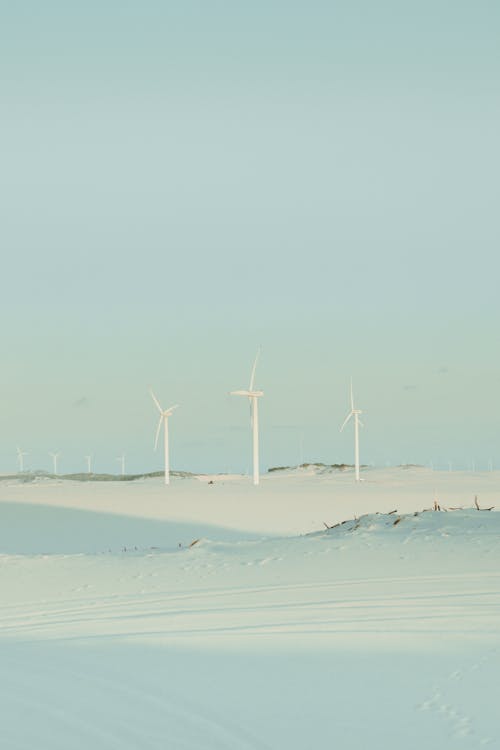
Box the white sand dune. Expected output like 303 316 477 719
1 469 499 749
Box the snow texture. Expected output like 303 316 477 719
1 467 499 749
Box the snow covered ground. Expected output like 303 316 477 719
1 467 499 749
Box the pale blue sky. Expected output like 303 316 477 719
1 1 499 473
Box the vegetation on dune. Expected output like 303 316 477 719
268 462 354 473
0 470 194 483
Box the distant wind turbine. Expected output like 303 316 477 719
16 447 28 473
117 455 126 476
340 379 364 482
85 455 92 474
49 451 61 475
150 390 179 486
231 349 264 486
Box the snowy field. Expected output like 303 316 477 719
1 466 499 749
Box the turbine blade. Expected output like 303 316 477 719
165 404 179 414
149 389 163 413
350 378 354 411
249 348 261 391
230 390 251 396
358 419 364 428
154 415 163 451
340 412 353 432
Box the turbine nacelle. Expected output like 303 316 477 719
162 405 179 417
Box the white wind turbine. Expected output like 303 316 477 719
230 350 264 486
116 455 126 476
17 447 28 473
49 451 61 475
340 379 364 482
150 390 179 486
85 455 92 474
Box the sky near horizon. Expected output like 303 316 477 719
1 1 499 474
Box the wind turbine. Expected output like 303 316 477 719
85 455 92 474
230 350 264 486
16 447 28 473
150 390 179 486
116 455 126 476
49 451 61 475
340 379 364 482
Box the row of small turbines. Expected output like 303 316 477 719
14 351 365 487
15 449 127 476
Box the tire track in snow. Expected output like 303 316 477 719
3 575 500 643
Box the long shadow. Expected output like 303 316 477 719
0 502 263 555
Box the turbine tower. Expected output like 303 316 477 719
116 455 126 476
340 379 364 482
49 451 61 475
150 390 179 486
85 455 92 474
16 447 28 473
231 349 264 486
